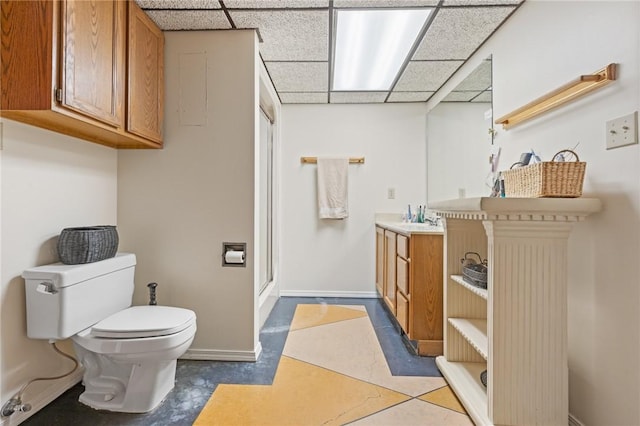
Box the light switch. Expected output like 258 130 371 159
387 187 395 199
606 111 638 150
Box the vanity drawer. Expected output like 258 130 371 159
397 257 409 296
397 234 409 259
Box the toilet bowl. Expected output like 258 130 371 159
22 253 197 413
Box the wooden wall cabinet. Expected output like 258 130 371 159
127 1 164 143
0 0 164 149
375 225 444 356
430 197 601 426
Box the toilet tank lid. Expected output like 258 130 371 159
22 253 136 288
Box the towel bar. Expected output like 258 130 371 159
300 157 365 164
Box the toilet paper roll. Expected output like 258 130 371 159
225 250 245 264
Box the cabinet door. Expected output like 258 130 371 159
397 256 409 296
127 0 164 143
384 230 397 314
59 0 125 127
396 291 409 334
375 227 385 297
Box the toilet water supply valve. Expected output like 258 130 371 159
1 342 78 418
147 282 158 305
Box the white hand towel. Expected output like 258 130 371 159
317 157 349 219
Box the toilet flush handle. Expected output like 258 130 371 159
147 282 158 305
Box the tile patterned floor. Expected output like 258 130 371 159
21 297 471 425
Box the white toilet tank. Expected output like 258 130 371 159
22 253 136 340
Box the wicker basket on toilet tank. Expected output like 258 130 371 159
57 226 119 264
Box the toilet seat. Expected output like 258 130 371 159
91 305 195 339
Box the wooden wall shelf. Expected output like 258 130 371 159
495 63 617 130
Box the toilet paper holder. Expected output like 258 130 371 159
222 242 246 267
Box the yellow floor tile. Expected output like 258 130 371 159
285 315 447 397
349 399 474 426
419 385 467 414
289 304 368 331
193 356 410 426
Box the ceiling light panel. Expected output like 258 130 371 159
145 10 231 30
279 92 329 104
330 92 388 103
231 11 328 61
387 91 433 102
333 9 431 91
135 0 221 8
265 62 328 92
412 7 515 60
394 60 463 91
224 0 329 8
334 0 438 7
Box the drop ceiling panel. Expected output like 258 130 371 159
279 92 328 104
135 0 221 9
472 91 492 102
394 60 463 92
266 62 328 92
231 10 328 61
442 91 480 102
330 92 387 103
453 60 491 91
334 0 438 7
388 91 434 102
412 6 515 60
444 0 521 5
145 10 230 30
224 0 329 8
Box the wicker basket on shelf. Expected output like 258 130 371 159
502 149 586 198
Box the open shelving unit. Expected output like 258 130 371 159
429 197 601 426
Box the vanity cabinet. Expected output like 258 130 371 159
0 0 164 149
375 225 443 356
430 197 601 426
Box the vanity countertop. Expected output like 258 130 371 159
376 221 444 236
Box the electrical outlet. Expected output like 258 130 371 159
387 187 395 200
606 111 638 150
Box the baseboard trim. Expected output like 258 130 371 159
279 290 379 299
182 342 263 362
569 413 584 426
0 368 84 426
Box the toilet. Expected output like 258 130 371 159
22 253 197 413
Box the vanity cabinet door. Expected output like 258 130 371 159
397 257 409 296
396 291 409 334
375 227 385 296
59 0 125 127
384 230 397 314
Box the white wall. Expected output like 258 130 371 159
427 102 492 202
0 120 117 423
117 30 261 361
427 2 640 424
279 103 428 296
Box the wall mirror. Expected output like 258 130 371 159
426 56 495 202
440 56 493 143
